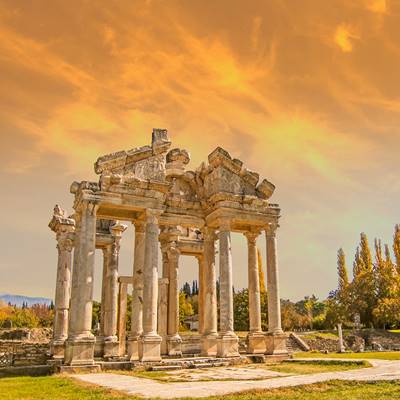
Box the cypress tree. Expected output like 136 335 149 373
351 233 376 327
393 224 400 274
337 248 349 293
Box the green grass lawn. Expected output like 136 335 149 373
1 376 399 400
295 351 400 360
266 360 370 375
299 332 338 340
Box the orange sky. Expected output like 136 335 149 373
1 0 400 300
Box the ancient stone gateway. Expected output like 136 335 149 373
49 129 287 366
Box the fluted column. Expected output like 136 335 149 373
245 230 265 354
217 223 239 357
264 222 288 357
167 245 182 356
65 201 98 365
201 227 218 356
51 233 74 357
158 248 169 355
245 231 262 333
265 224 282 334
197 254 205 336
117 281 128 356
103 222 126 358
127 220 145 361
139 210 162 361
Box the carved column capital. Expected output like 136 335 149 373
244 230 260 245
218 220 231 232
110 221 128 238
144 209 162 225
57 235 74 253
133 220 146 233
265 222 279 238
203 226 217 242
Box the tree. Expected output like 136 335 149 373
393 224 400 273
334 248 350 323
351 233 376 327
182 282 191 297
233 289 249 331
179 292 194 329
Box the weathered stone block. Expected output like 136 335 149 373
139 335 162 362
265 333 288 356
217 334 239 357
64 337 95 366
247 332 266 354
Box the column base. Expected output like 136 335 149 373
247 332 266 354
167 334 182 356
217 332 239 357
127 335 141 361
160 335 168 355
94 336 105 358
265 333 288 356
50 338 66 359
201 333 218 356
64 336 95 366
139 334 162 362
104 336 119 359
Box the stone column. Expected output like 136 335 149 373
94 246 110 358
265 223 287 357
139 210 162 361
201 228 218 356
245 231 265 354
197 254 205 336
127 221 145 361
158 276 169 355
117 281 128 356
51 233 74 358
157 247 169 355
103 222 126 358
65 201 98 365
167 245 182 356
217 223 239 357
49 205 75 359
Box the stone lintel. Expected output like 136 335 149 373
206 208 279 232
118 276 133 285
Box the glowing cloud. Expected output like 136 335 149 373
334 24 359 53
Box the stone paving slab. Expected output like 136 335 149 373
74 359 400 399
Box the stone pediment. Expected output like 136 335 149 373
94 129 172 184
203 147 275 200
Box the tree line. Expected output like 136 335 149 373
330 225 400 329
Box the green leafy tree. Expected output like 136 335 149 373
233 289 249 331
350 233 376 327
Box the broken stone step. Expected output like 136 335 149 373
192 361 229 369
150 365 183 371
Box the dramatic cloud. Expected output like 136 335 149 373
1 0 399 300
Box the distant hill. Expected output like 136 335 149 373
0 294 52 307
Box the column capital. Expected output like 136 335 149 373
218 220 231 233
144 209 163 224
203 226 217 241
265 222 279 238
244 230 260 244
110 221 128 238
133 219 146 233
167 244 180 262
57 235 74 253
80 199 99 215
